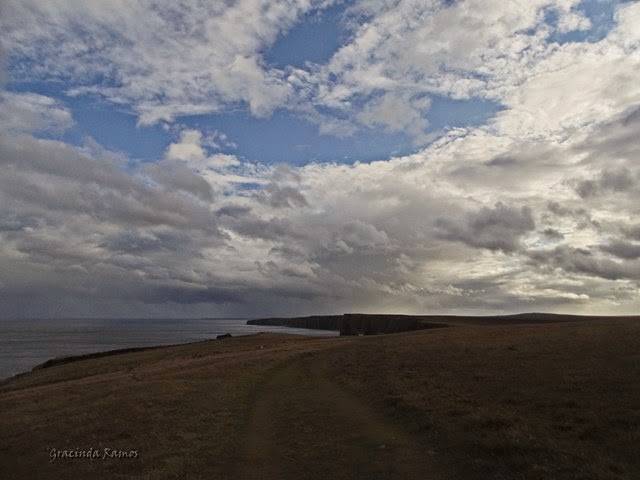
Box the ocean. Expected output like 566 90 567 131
0 318 338 380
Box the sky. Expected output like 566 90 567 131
0 0 639 319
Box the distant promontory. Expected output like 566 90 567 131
247 312 628 336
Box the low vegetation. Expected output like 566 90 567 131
1 318 639 479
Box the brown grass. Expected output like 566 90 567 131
1 320 639 479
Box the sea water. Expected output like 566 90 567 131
0 318 338 380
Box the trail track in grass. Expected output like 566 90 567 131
2 318 640 479
237 349 438 480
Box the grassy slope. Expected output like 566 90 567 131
1 320 639 479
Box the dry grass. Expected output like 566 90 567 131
1 320 639 479
0 334 339 480
319 320 640 479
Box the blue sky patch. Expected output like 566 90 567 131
265 1 351 68
548 0 622 45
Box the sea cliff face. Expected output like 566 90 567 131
246 315 341 331
246 312 630 336
246 314 448 336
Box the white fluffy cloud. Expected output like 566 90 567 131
165 129 241 170
309 0 596 133
0 0 326 124
0 92 74 134
1 1 640 317
1 0 617 139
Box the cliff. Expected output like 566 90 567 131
247 314 448 335
246 312 632 336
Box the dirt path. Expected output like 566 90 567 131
237 351 438 480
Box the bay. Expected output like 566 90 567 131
0 318 338 380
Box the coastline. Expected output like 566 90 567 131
247 311 639 335
5 312 638 382
2 316 639 479
0 317 339 382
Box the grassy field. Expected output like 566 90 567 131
1 319 639 479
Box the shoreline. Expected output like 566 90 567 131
247 311 640 335
0 319 339 383
2 317 639 479
4 311 638 383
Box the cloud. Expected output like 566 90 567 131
331 220 391 253
528 245 640 282
0 105 240 316
436 203 536 253
0 0 328 124
0 40 5 88
0 136 220 230
100 229 186 254
601 239 640 261
2 100 639 316
541 228 565 241
576 167 637 198
309 0 593 135
0 92 74 134
257 183 309 209
166 129 241 169
3 0 623 143
621 223 640 242
557 10 591 34
0 211 41 232
356 91 431 139
1 1 640 317
143 161 214 202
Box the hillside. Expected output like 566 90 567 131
1 318 639 479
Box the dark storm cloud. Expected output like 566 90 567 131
100 229 192 254
328 221 391 252
13 234 94 265
257 260 311 279
484 155 519 167
576 167 637 198
58 265 248 305
0 169 213 230
255 183 309 209
0 135 221 232
144 161 214 201
105 253 156 270
600 240 640 260
622 224 640 241
268 244 309 260
222 214 306 241
134 283 247 305
0 41 5 88
216 205 252 218
254 164 308 209
0 128 242 316
546 202 599 230
435 202 535 253
541 228 564 240
547 201 581 217
447 141 564 194
575 106 640 163
0 134 136 189
0 211 41 231
528 246 640 281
